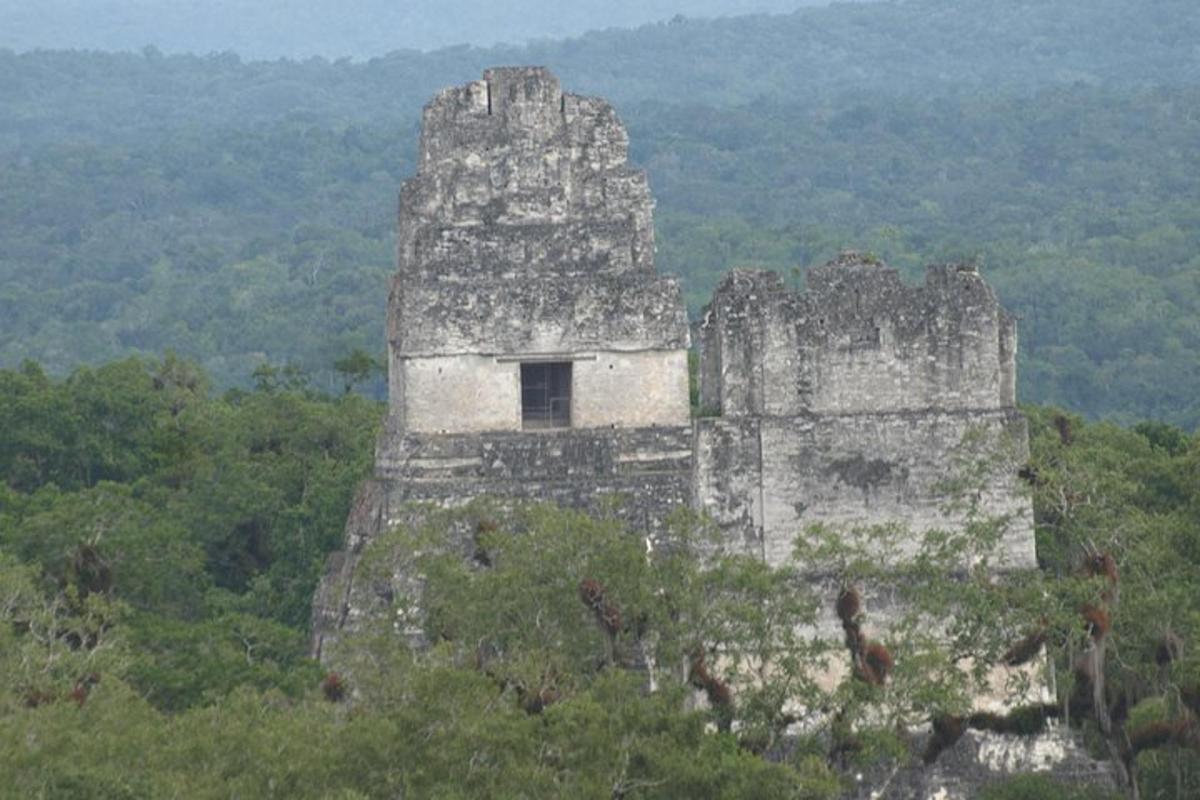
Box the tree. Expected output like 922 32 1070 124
336 475 1060 789
1020 408 1200 799
332 349 380 395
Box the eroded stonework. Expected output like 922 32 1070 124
845 727 1117 799
695 261 1034 571
387 66 689 435
313 67 695 661
311 67 1115 798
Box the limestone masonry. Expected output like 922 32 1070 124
696 260 1032 569
310 68 1111 797
313 67 696 658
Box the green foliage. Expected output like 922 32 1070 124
333 349 381 395
2 353 1199 793
1024 407 1200 796
4 483 206 615
0 358 190 492
122 611 322 712
536 671 836 799
1025 406 1200 661
0 667 832 800
352 503 827 725
0 357 379 712
346 479 1059 781
0 552 128 715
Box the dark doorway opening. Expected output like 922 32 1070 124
521 362 572 429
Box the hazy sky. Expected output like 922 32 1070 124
0 1 859 59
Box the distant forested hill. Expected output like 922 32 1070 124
1 0 1199 425
0 0 836 58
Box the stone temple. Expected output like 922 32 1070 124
314 66 1032 647
310 67 1114 796
376 65 693 523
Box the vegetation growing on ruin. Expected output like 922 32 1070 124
0 358 1197 796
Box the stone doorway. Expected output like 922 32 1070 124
521 362 572 429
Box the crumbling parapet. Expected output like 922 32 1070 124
387 66 689 436
699 254 1019 419
694 253 1033 572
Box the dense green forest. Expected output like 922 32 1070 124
2 0 1199 424
1 357 1196 797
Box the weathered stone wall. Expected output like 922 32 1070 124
387 65 689 434
397 349 690 434
391 275 688 357
685 255 1096 798
694 410 1034 569
695 254 1033 573
699 259 1018 418
399 354 520 433
844 726 1118 800
572 349 691 429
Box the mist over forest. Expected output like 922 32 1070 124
0 0 846 57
